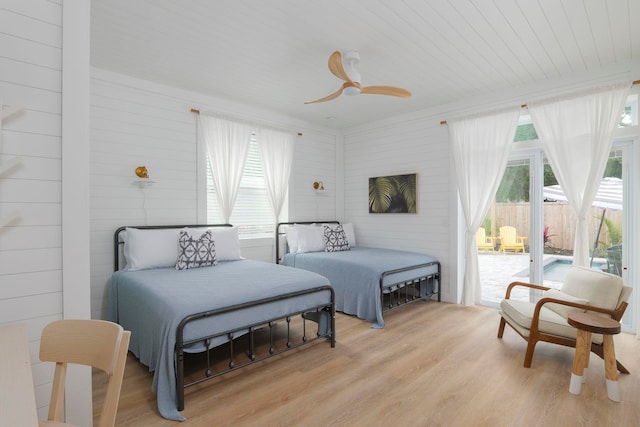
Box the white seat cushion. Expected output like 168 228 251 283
500 299 603 344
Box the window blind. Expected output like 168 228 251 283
207 137 275 237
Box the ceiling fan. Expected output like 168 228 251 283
304 50 412 104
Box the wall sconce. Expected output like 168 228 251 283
135 166 149 178
134 166 155 188
313 181 324 191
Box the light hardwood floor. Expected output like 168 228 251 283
94 302 640 426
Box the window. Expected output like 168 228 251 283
513 94 638 143
206 135 275 237
514 113 538 142
620 93 638 127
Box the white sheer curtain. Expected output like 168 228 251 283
450 108 521 306
257 128 295 221
529 82 630 266
197 114 253 223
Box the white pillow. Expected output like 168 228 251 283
561 266 622 311
323 223 356 247
285 226 299 253
296 224 325 253
212 227 243 260
124 227 181 271
186 226 243 261
541 289 589 318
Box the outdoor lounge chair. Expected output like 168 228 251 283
498 226 526 253
605 245 623 276
497 265 631 373
476 227 495 252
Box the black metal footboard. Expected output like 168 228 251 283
380 261 441 313
175 286 335 411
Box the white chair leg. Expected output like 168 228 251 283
606 379 620 402
569 373 582 395
603 334 620 402
570 330 589 395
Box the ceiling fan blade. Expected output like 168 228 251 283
328 51 352 83
360 85 412 98
304 87 344 104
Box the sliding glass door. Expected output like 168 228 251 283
479 144 634 331
474 92 637 332
478 154 537 306
477 113 542 306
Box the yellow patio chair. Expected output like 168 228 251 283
476 227 495 252
498 226 526 253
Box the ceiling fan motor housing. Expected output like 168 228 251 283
342 50 361 94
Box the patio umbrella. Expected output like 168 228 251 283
543 176 623 210
543 177 623 265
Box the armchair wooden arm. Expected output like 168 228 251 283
529 298 619 336
503 281 549 299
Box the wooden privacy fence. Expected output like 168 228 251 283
485 203 622 251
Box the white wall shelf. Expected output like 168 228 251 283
133 179 155 189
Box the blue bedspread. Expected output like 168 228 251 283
282 247 438 328
107 260 332 421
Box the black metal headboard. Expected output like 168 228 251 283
114 224 232 271
275 221 340 264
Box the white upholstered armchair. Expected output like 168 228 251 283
498 265 632 373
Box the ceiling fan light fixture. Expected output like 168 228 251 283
343 86 361 96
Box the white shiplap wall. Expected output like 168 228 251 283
288 129 340 222
343 117 452 301
90 71 198 321
0 0 63 418
90 69 340 320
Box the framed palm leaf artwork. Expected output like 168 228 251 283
368 173 417 213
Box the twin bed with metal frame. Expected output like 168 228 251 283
276 221 441 328
108 224 335 421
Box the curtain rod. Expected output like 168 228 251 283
191 108 302 136
439 79 640 125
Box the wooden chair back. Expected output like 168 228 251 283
476 227 486 244
39 320 130 427
499 226 517 245
499 226 525 253
476 228 494 252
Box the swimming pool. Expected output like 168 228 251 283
513 257 606 282
543 259 606 282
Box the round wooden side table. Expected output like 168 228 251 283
567 312 621 402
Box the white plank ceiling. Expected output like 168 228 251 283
91 0 640 129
